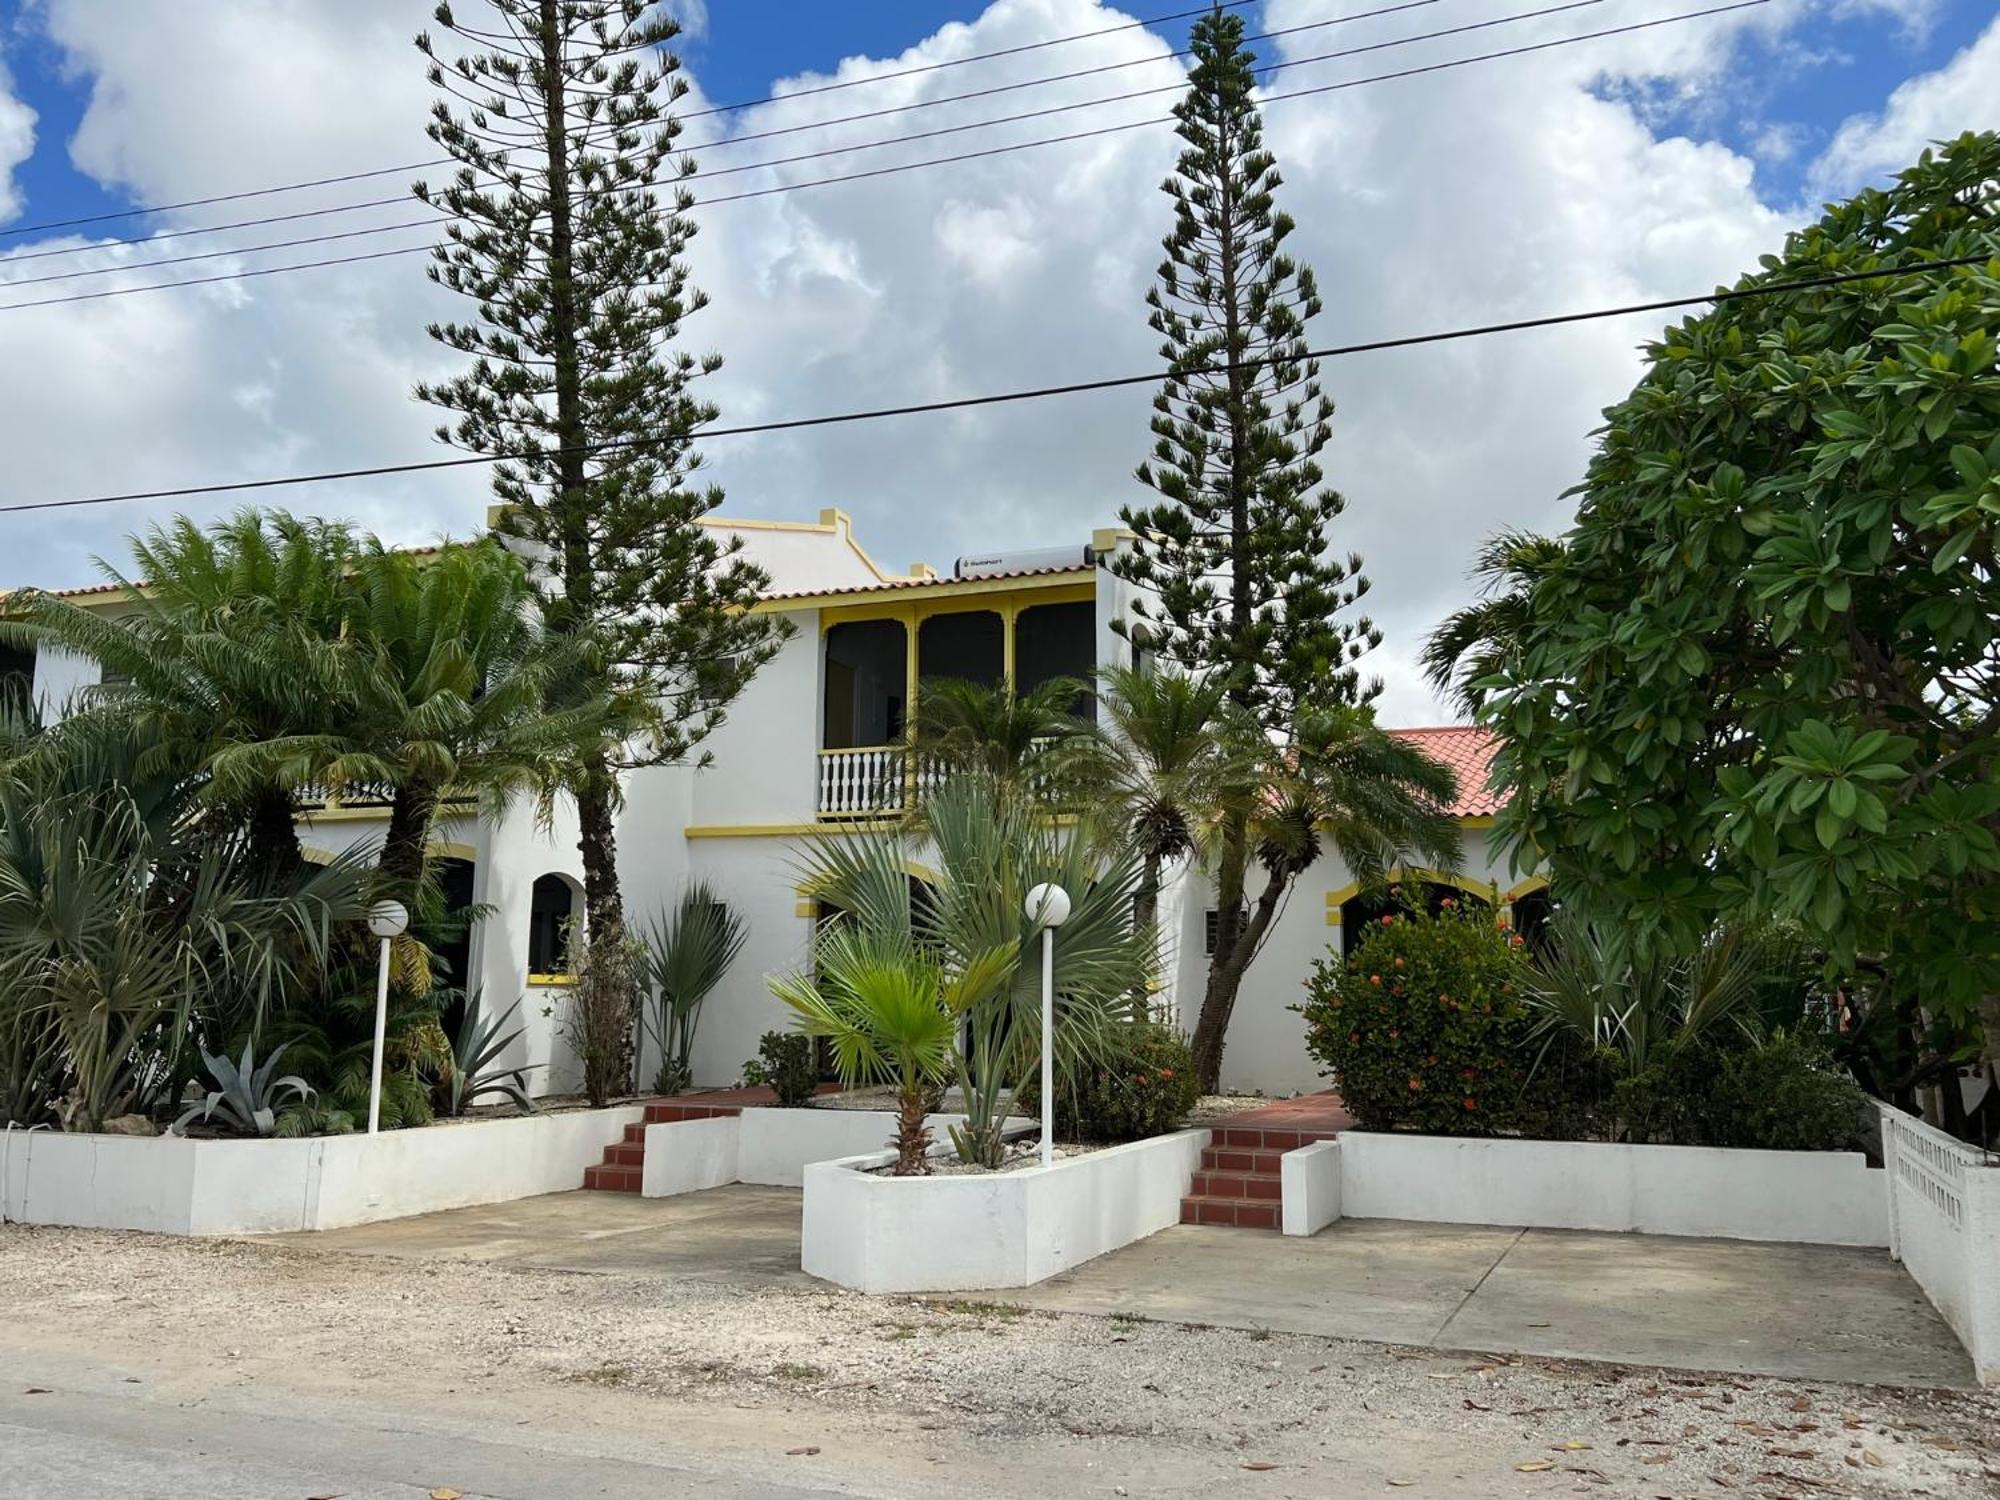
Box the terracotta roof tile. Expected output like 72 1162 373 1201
1388 725 1505 817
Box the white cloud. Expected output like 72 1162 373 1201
0 56 36 223
1808 14 2000 196
0 0 1989 724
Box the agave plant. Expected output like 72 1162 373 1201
441 991 540 1116
638 882 747 1096
174 1042 315 1137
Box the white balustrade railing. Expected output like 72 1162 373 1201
817 745 907 819
1878 1101 2000 1385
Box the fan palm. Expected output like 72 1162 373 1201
791 773 1151 1165
773 927 1012 1174
1419 529 1569 716
638 881 748 1095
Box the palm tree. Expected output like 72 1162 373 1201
792 773 1151 1165
1086 665 1247 955
1181 703 1466 1091
2 511 358 882
773 927 1012 1174
638 880 748 1095
904 675 1092 814
1419 529 1568 716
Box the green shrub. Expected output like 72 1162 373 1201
1296 902 1546 1136
1018 1022 1200 1143
1704 1031 1869 1151
742 1030 818 1107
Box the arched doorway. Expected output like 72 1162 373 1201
1339 878 1491 958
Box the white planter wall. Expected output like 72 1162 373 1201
642 1108 1034 1196
0 1106 642 1236
1287 1131 1890 1248
802 1129 1209 1293
1879 1103 2000 1386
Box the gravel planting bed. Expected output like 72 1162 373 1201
1 1223 1994 1495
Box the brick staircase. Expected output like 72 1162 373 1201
581 1098 746 1194
1180 1093 1351 1230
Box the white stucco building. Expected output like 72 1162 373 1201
6 508 1542 1097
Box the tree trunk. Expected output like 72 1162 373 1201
376 782 436 905
893 1084 933 1175
246 789 303 889
1190 855 1290 1093
1132 852 1162 1021
576 756 634 1094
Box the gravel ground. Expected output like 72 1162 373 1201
1 1223 1994 1497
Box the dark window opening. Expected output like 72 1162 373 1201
1015 600 1096 720
823 618 908 748
527 873 579 974
918 609 1003 691
1510 886 1556 958
1339 881 1490 959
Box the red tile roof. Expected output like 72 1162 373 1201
1389 725 1504 817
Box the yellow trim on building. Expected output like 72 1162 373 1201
1322 867 1503 911
1505 875 1551 901
527 973 576 988
1459 814 1497 829
778 571 1094 618
688 822 891 838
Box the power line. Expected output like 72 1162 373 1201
4 255 1984 517
2 0 1582 291
0 0 1260 242
4 0 1423 268
0 2 1764 313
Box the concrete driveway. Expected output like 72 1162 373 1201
1005 1217 1975 1388
279 1190 1972 1388
280 1185 811 1288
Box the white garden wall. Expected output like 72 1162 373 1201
1288 1131 1889 1247
802 1129 1209 1292
1879 1103 2000 1386
0 1106 642 1236
642 1108 1036 1196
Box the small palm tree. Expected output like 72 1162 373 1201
794 773 1151 1165
773 928 1012 1174
1085 665 1248 953
638 881 748 1095
905 675 1092 815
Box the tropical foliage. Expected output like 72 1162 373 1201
778 773 1153 1167
639 882 747 1096
1425 131 2000 1140
1015 1020 1200 1144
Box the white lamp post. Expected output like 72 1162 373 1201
1024 882 1071 1170
365 899 410 1136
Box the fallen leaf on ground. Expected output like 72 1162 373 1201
1241 1460 1279 1471
1861 1450 1887 1467
22 1388 49 1395
1388 1480 1415 1488
1557 1440 1592 1451
1516 1460 1557 1472
785 1446 820 1457
429 1490 461 1500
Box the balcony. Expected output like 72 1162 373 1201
817 590 1094 823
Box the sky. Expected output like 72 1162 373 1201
0 0 1995 721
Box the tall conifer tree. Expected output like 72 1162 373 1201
415 1 785 1082
1112 6 1391 1089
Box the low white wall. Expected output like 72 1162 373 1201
642 1109 1035 1196
642 1116 741 1197
802 1129 1209 1293
1325 1132 1890 1247
0 1107 642 1236
1880 1103 2000 1386
1280 1138 1342 1238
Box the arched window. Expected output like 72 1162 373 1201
528 873 581 975
1340 880 1490 958
1510 885 1556 958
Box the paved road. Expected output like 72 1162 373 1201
0 1380 845 1500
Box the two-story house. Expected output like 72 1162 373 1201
7 509 1542 1098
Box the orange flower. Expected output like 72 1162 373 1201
1158 1069 1175 1080
1407 1077 1423 1091
1463 1097 1477 1111
1369 974 1382 987
1380 915 1395 926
